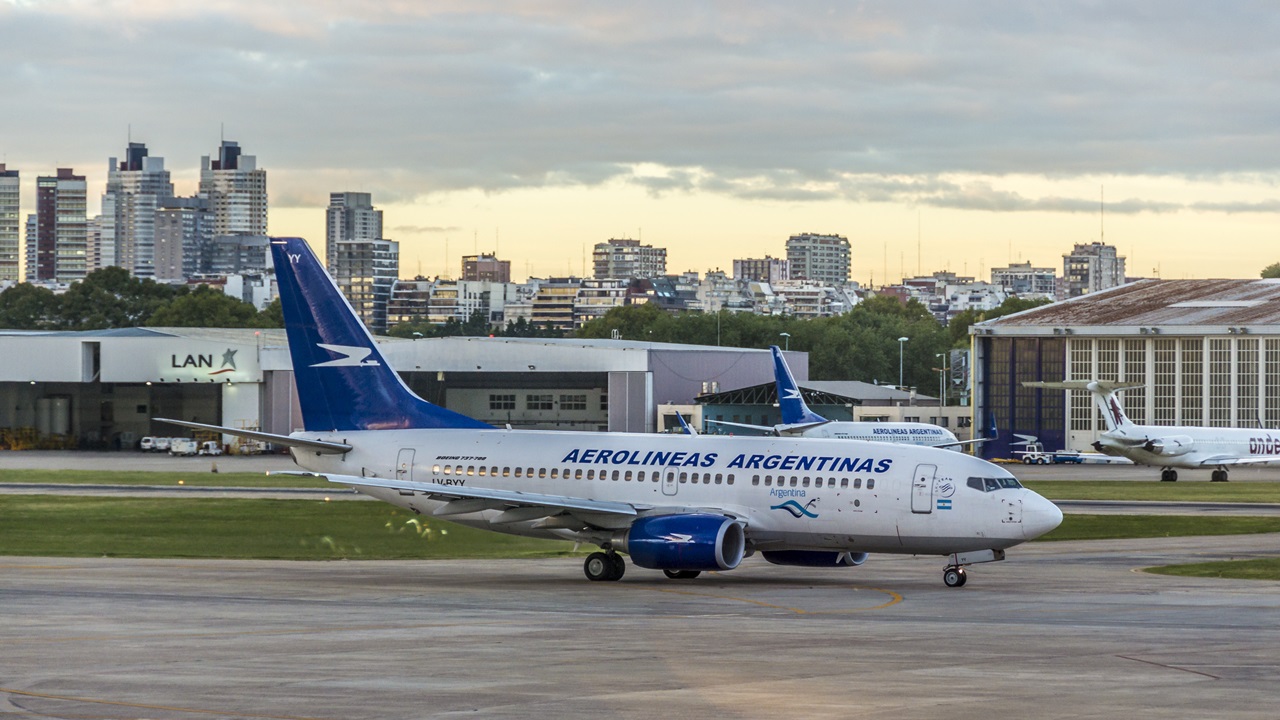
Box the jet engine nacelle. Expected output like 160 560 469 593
1142 435 1194 457
761 550 868 567
613 514 746 571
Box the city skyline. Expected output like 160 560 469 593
3 3 1279 283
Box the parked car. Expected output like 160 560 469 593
153 437 173 453
139 436 157 452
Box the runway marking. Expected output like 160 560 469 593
640 585 902 614
1116 655 1222 680
0 686 331 719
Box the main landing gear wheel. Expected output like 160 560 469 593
1161 469 1178 482
584 552 626 582
1211 470 1230 482
943 566 967 588
662 569 701 580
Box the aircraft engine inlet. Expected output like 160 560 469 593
612 514 746 571
1142 435 1194 456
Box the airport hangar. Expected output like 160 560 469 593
972 278 1280 459
0 329 794 449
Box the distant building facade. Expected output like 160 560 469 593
102 143 174 277
733 255 789 285
154 197 212 281
325 192 382 269
1063 242 1125 298
32 169 88 282
991 261 1057 297
463 253 511 283
786 233 850 285
199 141 267 237
0 164 18 283
331 238 399 333
592 238 666 279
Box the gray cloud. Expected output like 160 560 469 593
2 2 1280 213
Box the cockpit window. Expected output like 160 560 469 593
968 476 1024 492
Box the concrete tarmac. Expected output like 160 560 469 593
2 535 1278 720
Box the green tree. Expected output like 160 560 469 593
258 297 283 328
145 285 270 328
1263 263 1280 279
0 283 60 329
54 266 184 330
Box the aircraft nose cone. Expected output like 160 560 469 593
1023 493 1064 540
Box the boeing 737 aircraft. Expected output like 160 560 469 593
161 238 1061 587
1025 380 1280 481
709 346 992 450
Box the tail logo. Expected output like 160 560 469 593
782 388 802 400
310 343 381 368
1109 397 1125 426
660 533 694 543
771 499 820 519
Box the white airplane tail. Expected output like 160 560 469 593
1023 380 1141 433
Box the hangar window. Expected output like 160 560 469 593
560 394 587 411
489 394 516 410
526 394 554 410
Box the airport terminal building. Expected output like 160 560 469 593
0 330 783 449
972 279 1280 458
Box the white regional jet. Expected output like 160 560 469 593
710 345 992 450
1025 380 1280 481
160 237 1061 588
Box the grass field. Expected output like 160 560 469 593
1023 481 1280 503
1146 558 1280 581
0 469 328 488
3 495 1280 560
0 496 577 560
1037 514 1280 541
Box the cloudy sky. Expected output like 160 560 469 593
4 1 1279 282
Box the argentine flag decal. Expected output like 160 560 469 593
937 498 953 510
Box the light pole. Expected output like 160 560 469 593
897 336 909 389
779 332 791 351
935 352 947 407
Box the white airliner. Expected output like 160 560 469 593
160 237 1061 588
1025 380 1280 481
709 345 992 450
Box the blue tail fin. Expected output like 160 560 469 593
269 237 491 432
771 345 827 426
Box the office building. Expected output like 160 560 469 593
325 192 382 269
1063 242 1125 298
199 141 267 237
592 238 666 279
0 165 18 283
991 261 1057 297
786 233 850 285
330 238 399 333
31 169 88 282
733 255 789 285
154 197 212 281
463 253 511 283
102 143 174 277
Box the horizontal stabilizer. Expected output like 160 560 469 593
1023 380 1144 393
154 418 352 454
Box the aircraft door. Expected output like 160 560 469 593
396 448 415 482
911 464 936 514
662 468 678 496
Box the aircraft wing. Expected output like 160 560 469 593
155 418 352 454
927 436 992 449
705 419 780 435
704 419 830 436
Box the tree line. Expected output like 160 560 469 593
0 267 281 330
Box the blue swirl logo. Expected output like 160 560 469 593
771 499 819 519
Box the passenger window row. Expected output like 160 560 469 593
429 464 737 485
748 475 875 490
